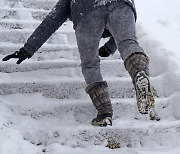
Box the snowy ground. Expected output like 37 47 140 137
0 0 180 153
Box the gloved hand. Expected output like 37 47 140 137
99 44 111 57
2 48 31 64
102 29 112 38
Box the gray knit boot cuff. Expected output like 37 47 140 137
85 81 113 115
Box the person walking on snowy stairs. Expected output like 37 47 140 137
2 0 159 127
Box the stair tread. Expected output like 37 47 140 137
0 75 131 83
0 2 179 151
1 93 177 131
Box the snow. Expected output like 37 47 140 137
136 0 180 60
1 0 180 153
94 0 119 6
136 0 180 76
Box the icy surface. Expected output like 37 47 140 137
0 0 180 153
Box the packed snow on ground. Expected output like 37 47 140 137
0 0 180 153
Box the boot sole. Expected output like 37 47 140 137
135 71 155 114
91 117 112 127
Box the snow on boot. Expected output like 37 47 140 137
134 71 154 114
149 108 160 121
85 81 113 126
124 52 159 120
134 71 160 121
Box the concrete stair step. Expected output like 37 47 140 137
0 19 41 30
20 120 180 148
0 77 134 98
21 0 57 10
0 59 128 77
0 7 49 21
0 29 76 45
0 42 79 60
2 0 57 10
0 77 159 99
4 93 165 122
0 19 73 30
0 93 177 148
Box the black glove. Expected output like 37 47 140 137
2 48 31 64
99 44 111 57
102 29 112 38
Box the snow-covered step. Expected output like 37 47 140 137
0 59 128 77
40 145 180 154
0 47 79 61
1 93 178 149
0 93 168 126
0 19 41 30
0 42 79 61
5 108 180 149
0 59 80 72
0 46 120 61
20 120 180 148
0 29 76 45
1 91 180 149
0 0 179 153
21 0 57 10
2 0 57 10
0 19 73 30
4 93 164 122
0 7 49 21
3 109 180 150
0 77 134 98
0 77 159 99
0 47 119 62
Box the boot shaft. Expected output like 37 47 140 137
85 81 113 115
124 52 149 83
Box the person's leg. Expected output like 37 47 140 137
75 8 113 126
106 2 142 60
106 2 159 120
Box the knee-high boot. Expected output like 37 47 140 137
86 81 113 126
124 52 159 120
